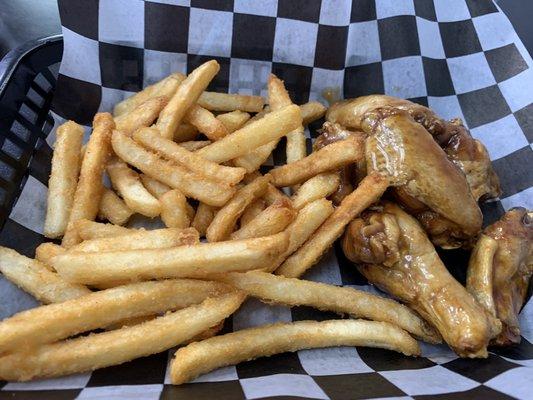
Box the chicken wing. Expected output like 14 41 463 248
342 202 501 358
467 207 532 346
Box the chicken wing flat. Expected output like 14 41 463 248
342 202 501 358
467 207 532 346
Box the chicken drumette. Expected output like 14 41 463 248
326 95 500 248
342 202 502 358
467 208 532 346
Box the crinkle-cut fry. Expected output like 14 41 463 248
170 319 420 384
185 104 229 141
139 174 171 198
240 198 266 227
291 172 341 210
300 101 327 126
0 247 90 304
270 135 364 187
192 202 218 237
112 131 234 206
197 92 264 113
134 128 246 186
179 140 211 152
219 271 441 343
156 60 220 139
113 72 185 117
70 227 199 253
98 188 134 226
173 123 199 142
277 173 389 278
265 198 334 272
62 113 115 247
160 190 191 229
216 110 251 133
75 219 136 240
44 121 84 239
35 243 65 268
114 96 168 136
52 232 289 285
231 198 296 240
0 279 231 354
0 292 245 382
196 105 302 163
206 175 271 242
107 157 161 218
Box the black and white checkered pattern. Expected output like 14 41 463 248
1 1 532 399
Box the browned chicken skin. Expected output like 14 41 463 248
342 202 502 358
327 95 499 248
467 208 533 346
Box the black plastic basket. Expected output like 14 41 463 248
0 35 63 231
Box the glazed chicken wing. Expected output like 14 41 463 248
467 208 532 346
342 202 501 358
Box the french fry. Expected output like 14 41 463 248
75 219 135 240
62 113 115 247
291 172 340 210
140 174 171 198
160 190 191 229
156 60 220 139
98 188 134 225
197 92 264 113
113 73 185 117
300 101 327 126
44 121 84 239
70 227 199 253
114 96 168 136
112 131 234 206
133 128 246 185
185 104 229 141
264 184 290 205
231 198 296 240
107 157 161 218
0 279 231 354
218 271 441 343
173 123 199 142
52 232 289 285
206 174 271 242
192 202 218 237
183 322 224 345
270 135 364 187
0 292 245 381
0 247 90 304
170 320 420 384
277 173 389 278
35 242 65 267
267 198 334 272
233 140 278 173
196 105 302 163
179 140 211 152
216 110 251 133
240 198 266 227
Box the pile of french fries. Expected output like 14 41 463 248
0 60 440 383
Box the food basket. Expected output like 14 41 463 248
0 0 532 398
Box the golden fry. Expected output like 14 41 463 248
170 320 420 384
0 247 90 304
277 173 389 278
62 113 115 246
240 198 266 227
35 242 65 268
185 104 229 141
270 135 364 187
300 101 327 126
291 172 340 210
114 96 168 136
75 219 135 240
52 232 289 285
216 110 251 133
197 91 264 112
107 157 161 217
160 190 191 229
156 60 220 139
112 131 234 206
0 292 245 381
98 188 133 225
192 202 218 237
179 140 211 152
206 174 271 242
44 121 84 239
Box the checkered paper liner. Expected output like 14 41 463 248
1 0 532 399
